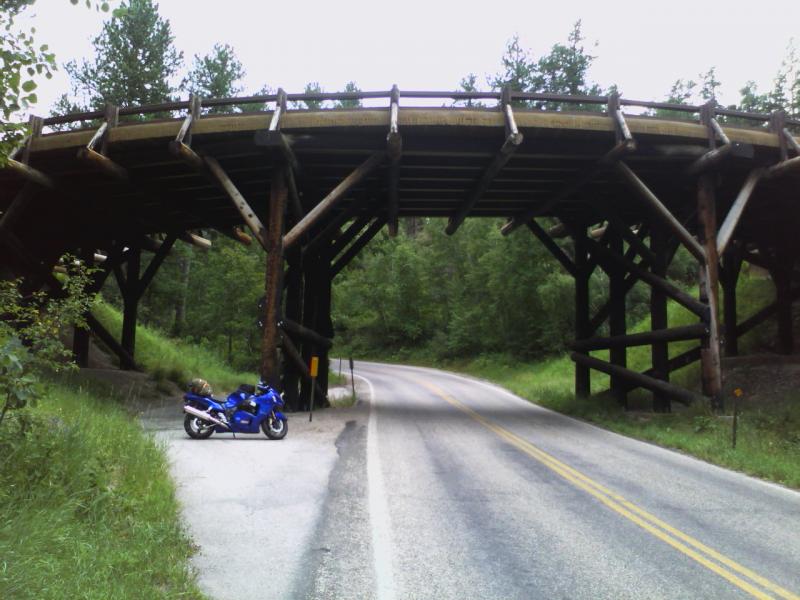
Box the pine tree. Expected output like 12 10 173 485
183 43 244 110
63 0 182 111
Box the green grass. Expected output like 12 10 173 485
93 301 254 392
0 378 205 599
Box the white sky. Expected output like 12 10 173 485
20 0 800 115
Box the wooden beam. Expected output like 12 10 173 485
331 217 386 276
4 159 55 189
387 85 401 237
180 232 211 250
329 214 372 258
525 219 576 276
586 237 708 319
697 172 722 408
502 140 631 236
571 352 705 405
138 234 177 292
283 153 384 251
716 169 763 256
616 346 703 394
85 313 138 371
204 155 268 250
302 199 369 258
278 318 333 350
765 155 800 179
261 165 288 389
616 161 706 262
650 225 670 412
736 287 800 337
77 147 128 180
446 104 523 235
280 332 326 400
286 166 304 223
571 323 707 352
574 228 591 397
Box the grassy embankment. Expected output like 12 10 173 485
0 376 206 599
365 274 800 489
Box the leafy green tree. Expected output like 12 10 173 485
302 81 324 109
455 73 482 107
489 35 535 93
183 43 245 109
335 81 362 108
61 0 182 111
0 260 95 427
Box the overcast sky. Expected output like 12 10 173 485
21 0 800 115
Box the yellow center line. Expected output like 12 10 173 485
413 377 798 600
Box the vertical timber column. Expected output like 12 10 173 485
772 252 795 355
650 226 670 412
72 247 94 368
721 246 743 358
261 166 288 389
282 252 303 411
120 248 141 370
299 260 319 410
316 257 333 398
608 230 628 407
574 228 591 397
697 174 723 409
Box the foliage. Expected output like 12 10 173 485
0 379 205 598
183 42 245 108
0 261 95 426
0 0 56 162
336 81 362 108
59 0 182 113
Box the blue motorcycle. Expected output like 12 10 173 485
183 379 288 440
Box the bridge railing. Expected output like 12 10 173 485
40 88 800 130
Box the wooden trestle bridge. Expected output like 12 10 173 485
1 88 799 411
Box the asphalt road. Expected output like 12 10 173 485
146 361 800 600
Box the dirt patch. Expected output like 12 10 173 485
722 354 800 407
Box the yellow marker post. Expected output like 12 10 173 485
309 356 319 422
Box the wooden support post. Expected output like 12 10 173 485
608 231 627 407
387 84 401 237
574 228 591 397
120 248 141 370
771 255 796 355
716 170 763 256
650 226 670 412
282 252 303 411
316 262 333 399
571 324 707 352
299 260 320 411
261 166 288 390
697 172 723 409
721 247 743 357
72 247 93 368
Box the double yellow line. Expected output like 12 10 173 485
416 379 798 600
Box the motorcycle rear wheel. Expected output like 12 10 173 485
184 414 215 439
262 415 288 440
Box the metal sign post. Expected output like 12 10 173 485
309 356 319 422
349 357 355 399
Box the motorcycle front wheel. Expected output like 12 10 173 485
262 415 288 440
184 414 215 439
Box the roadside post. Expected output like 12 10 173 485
732 387 742 448
309 356 319 422
349 357 355 399
339 357 343 377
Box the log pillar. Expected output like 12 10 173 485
315 259 333 398
72 247 94 368
299 258 320 411
574 228 591 397
608 230 628 407
650 226 670 412
697 174 723 410
282 251 303 411
261 166 288 389
120 247 141 370
721 246 743 358
772 254 795 355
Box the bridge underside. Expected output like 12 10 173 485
2 94 799 411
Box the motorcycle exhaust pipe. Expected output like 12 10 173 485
184 404 230 430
